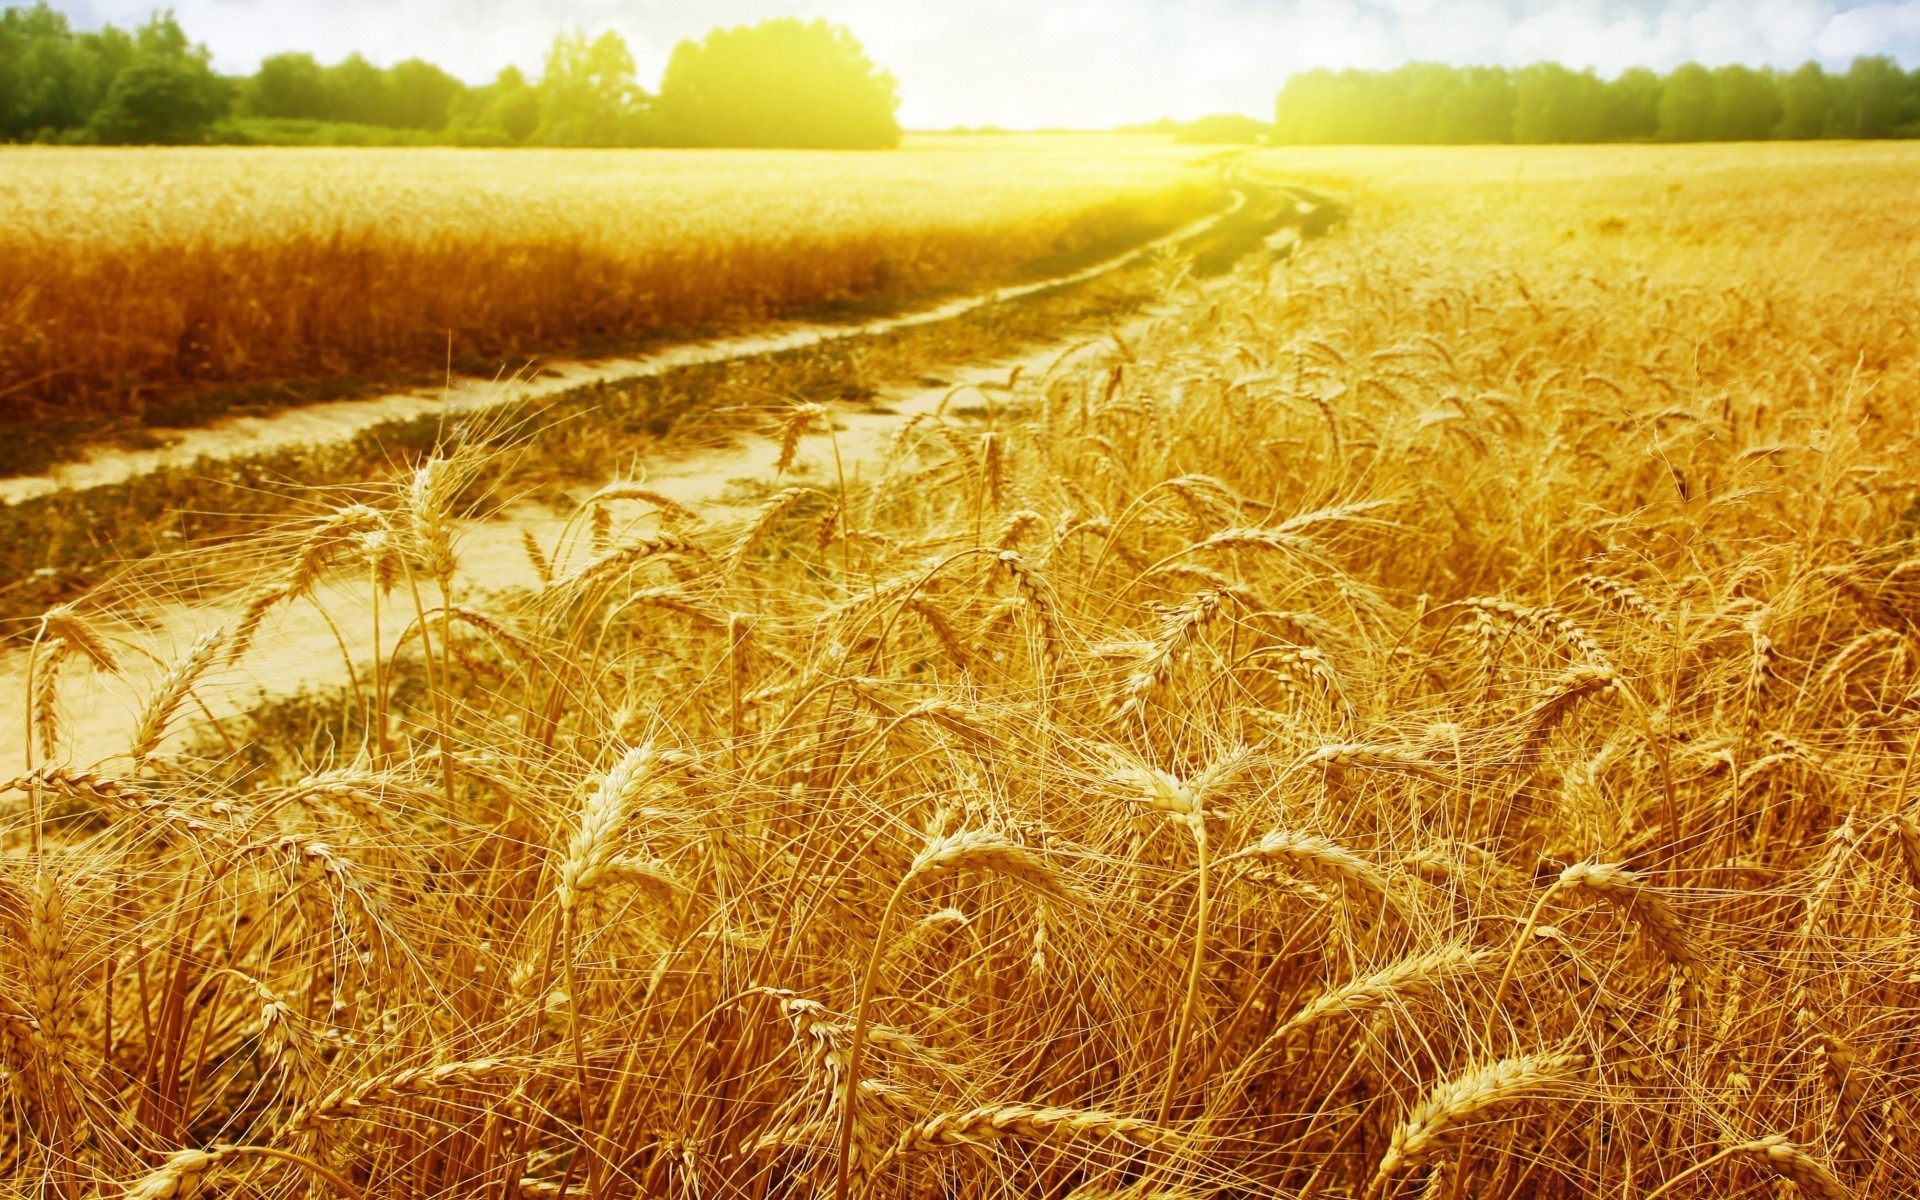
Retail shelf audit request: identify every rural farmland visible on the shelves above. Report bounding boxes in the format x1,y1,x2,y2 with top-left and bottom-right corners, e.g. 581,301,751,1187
5,6,1920,1199
0,136,1220,472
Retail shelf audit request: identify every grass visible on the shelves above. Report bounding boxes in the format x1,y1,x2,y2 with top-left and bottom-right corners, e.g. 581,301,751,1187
6,141,1920,1199
215,117,519,147
0,135,1219,471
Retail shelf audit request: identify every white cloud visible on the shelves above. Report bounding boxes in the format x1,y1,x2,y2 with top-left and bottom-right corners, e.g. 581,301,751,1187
1817,1,1920,55
47,0,1920,127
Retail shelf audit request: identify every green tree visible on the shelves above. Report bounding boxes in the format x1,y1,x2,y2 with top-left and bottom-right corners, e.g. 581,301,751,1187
0,3,116,137
1600,67,1662,140
384,58,463,129
1393,63,1468,143
1777,62,1833,139
88,54,226,142
1658,62,1714,141
1433,66,1514,143
247,51,329,119
1514,62,1605,143
85,12,227,143
654,18,900,149
1274,65,1453,144
451,64,540,141
12,30,97,132
1274,69,1350,143
1837,55,1908,137
322,53,387,125
1707,64,1782,140
1172,113,1266,144
534,29,648,145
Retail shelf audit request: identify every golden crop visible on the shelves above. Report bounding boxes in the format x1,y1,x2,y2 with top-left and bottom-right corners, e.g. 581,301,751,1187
7,141,1920,1199
0,136,1214,423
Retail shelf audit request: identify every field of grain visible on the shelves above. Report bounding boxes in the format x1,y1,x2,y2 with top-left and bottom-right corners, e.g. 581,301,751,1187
6,142,1920,1199
0,136,1217,440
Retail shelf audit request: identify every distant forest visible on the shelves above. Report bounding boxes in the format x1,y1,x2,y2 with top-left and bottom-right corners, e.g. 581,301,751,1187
1273,59,1920,143
6,1,1919,148
0,4,900,147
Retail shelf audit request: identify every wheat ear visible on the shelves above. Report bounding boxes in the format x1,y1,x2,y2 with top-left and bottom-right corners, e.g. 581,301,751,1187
588,483,702,527
120,1146,367,1200
29,637,69,761
123,1149,226,1200
997,551,1062,677
1367,1052,1585,1198
1642,1134,1851,1200
774,403,827,475
557,533,702,591
40,603,119,673
1227,827,1397,908
1278,945,1490,1048
1116,589,1226,720
725,486,819,577
558,744,667,910
837,830,1076,1200
285,1058,525,1133
519,528,554,585
1558,861,1698,974
128,629,224,764
27,869,72,1063
1214,945,1493,1116
880,1102,1180,1167
904,827,1075,901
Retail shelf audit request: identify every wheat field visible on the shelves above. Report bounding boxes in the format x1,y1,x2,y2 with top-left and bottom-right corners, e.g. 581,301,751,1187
0,136,1216,431
6,142,1920,1199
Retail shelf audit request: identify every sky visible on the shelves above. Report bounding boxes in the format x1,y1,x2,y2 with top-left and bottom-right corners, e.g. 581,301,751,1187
49,0,1920,128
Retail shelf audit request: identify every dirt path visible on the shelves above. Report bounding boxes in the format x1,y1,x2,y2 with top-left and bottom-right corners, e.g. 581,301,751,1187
0,331,1149,777
0,193,1245,508
0,187,1313,778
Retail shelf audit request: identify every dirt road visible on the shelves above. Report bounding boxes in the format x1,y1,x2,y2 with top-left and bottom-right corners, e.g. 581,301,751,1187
0,194,1247,508
0,183,1323,777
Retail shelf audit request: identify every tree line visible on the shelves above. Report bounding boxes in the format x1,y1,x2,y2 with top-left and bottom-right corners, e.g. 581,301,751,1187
1274,58,1920,144
0,4,901,147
